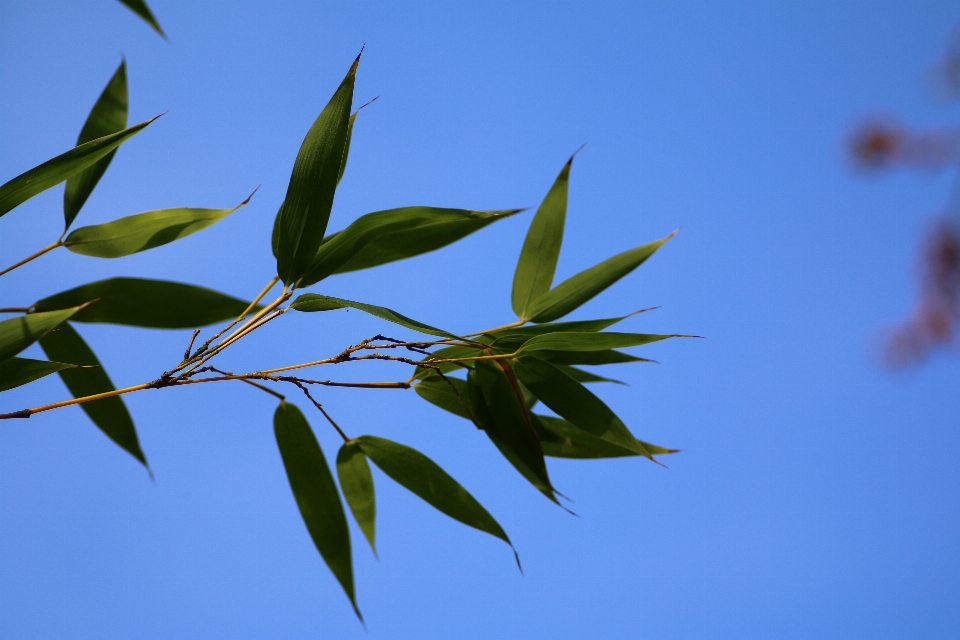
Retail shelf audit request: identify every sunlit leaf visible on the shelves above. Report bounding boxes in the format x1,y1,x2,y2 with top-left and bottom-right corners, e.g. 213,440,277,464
356,435,517,564
414,371,472,420
524,231,676,322
0,116,158,219
520,331,685,353
291,293,458,338
0,307,82,363
32,278,258,329
0,357,77,393
513,356,674,460
302,207,522,285
116,0,165,37
38,322,147,467
512,155,574,318
63,194,253,258
336,442,377,555
275,56,357,286
539,349,655,366
274,403,360,618
63,60,128,230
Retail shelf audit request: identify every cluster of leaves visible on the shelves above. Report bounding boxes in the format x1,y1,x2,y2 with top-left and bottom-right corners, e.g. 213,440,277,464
1,1,689,621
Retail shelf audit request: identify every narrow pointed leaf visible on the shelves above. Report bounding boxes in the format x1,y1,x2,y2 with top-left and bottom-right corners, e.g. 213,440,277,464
275,57,357,286
555,365,625,385
414,372,472,420
302,207,522,285
0,116,157,219
525,232,676,323
64,61,128,229
0,307,82,363
38,323,147,466
32,278,259,329
116,0,165,37
356,435,516,559
0,357,78,393
539,349,654,366
514,356,671,460
63,194,253,258
337,111,359,185
488,315,634,343
534,414,648,459
291,293,457,338
512,156,573,317
274,403,360,618
336,442,377,554
521,331,685,353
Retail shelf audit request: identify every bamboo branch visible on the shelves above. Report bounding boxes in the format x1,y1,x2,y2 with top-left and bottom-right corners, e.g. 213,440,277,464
0,239,63,278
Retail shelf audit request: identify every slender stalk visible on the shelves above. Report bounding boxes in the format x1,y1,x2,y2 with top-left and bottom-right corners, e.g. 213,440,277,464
0,382,155,419
463,319,526,337
0,240,63,278
0,307,30,313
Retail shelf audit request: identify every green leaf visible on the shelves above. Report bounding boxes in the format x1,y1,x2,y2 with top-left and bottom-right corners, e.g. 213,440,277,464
337,112,358,186
63,194,253,258
63,60,128,230
468,362,556,503
32,278,259,329
513,356,672,461
412,345,484,380
488,315,634,341
554,364,625,385
336,442,377,555
512,155,574,318
0,116,158,219
414,371,472,420
38,322,148,467
539,349,655,366
274,403,360,619
520,331,684,353
302,207,522,286
534,414,646,459
0,357,77,393
275,56,357,286
290,293,457,338
116,0,165,37
356,435,517,563
525,231,676,323
0,307,82,363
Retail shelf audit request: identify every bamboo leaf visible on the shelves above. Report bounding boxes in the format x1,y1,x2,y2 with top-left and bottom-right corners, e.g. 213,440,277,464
64,60,128,230
116,0,165,37
534,414,645,459
301,207,522,285
0,357,77,393
414,372,472,420
520,331,685,353
63,194,253,258
488,315,634,342
291,293,457,338
32,277,258,329
275,56,358,286
0,117,158,219
337,112,358,186
274,403,360,619
539,349,655,366
554,365,625,385
356,435,517,564
525,231,676,323
512,155,574,318
513,356,674,461
38,322,148,467
0,307,82,363
336,442,377,555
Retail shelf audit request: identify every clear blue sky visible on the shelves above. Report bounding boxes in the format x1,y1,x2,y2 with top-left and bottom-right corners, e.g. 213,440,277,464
2,1,959,637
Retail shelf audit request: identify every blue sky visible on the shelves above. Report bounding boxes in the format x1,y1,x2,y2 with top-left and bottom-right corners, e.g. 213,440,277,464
2,1,960,637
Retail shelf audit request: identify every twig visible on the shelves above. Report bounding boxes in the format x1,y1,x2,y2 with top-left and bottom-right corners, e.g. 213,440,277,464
0,307,30,313
0,239,63,278
293,382,349,441
183,329,201,361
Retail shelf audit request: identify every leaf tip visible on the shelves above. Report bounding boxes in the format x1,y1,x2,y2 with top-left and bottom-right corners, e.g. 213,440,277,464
567,143,587,166
239,185,260,207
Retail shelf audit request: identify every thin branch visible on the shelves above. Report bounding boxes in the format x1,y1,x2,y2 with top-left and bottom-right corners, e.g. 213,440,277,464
183,329,201,361
0,239,63,278
0,382,156,419
293,383,349,442
207,366,285,400
0,307,30,313
463,319,526,337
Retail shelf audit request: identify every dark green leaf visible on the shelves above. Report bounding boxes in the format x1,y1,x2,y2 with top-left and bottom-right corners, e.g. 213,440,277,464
116,0,165,37
468,362,556,503
488,315,633,341
414,371,472,420
274,403,360,618
512,155,573,318
0,357,77,393
32,278,259,329
539,349,655,366
38,322,147,466
337,111,359,186
291,293,457,338
0,307,82,363
63,61,128,230
513,356,673,461
302,207,522,285
525,231,676,323
63,194,253,258
356,435,516,562
521,331,684,353
336,442,377,555
0,116,158,219
534,414,646,459
275,56,357,286
555,364,625,385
